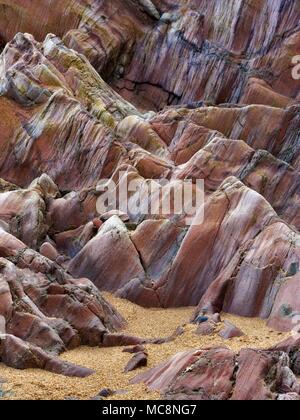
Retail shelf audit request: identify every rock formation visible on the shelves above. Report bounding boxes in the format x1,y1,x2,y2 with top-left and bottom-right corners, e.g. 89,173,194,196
0,0,300,398
133,347,300,400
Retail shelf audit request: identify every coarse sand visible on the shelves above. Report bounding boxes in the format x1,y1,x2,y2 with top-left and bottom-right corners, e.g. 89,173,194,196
0,293,291,400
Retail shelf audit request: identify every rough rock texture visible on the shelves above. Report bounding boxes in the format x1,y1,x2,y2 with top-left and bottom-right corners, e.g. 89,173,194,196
219,321,245,340
1,0,300,391
124,351,148,372
0,213,125,374
133,347,300,400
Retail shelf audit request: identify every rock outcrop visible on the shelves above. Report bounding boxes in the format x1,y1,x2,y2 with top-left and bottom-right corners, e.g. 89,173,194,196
0,214,125,374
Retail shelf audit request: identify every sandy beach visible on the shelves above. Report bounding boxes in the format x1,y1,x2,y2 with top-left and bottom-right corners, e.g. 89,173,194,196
0,293,290,400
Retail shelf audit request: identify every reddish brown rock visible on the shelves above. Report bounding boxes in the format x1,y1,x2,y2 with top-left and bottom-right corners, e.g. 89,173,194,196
133,347,300,400
114,1,300,110
268,274,300,332
54,223,96,259
0,334,94,378
68,216,145,294
92,218,103,230
100,211,130,223
0,237,125,375
124,352,148,373
196,321,217,337
123,345,148,355
40,242,59,262
102,334,145,348
219,322,245,340
132,348,236,400
0,186,47,249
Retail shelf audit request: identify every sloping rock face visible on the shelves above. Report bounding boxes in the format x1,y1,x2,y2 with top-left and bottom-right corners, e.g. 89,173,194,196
1,0,300,386
114,0,300,110
133,347,300,400
0,181,125,374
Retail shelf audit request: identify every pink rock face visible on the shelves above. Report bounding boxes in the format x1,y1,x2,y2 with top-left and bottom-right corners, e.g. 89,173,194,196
1,0,300,392
219,322,245,340
124,352,148,373
68,216,145,293
196,321,217,336
133,347,300,400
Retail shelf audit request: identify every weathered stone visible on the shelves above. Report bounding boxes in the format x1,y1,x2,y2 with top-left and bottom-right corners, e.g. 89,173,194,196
133,347,300,400
196,321,217,337
123,345,147,355
124,352,148,373
40,242,59,262
219,322,245,340
1,0,300,394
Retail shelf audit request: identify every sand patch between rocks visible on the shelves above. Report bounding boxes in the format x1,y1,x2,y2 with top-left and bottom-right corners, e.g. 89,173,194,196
0,293,290,400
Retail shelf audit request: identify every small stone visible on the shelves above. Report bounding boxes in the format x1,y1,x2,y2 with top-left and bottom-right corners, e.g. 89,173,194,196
97,389,115,398
219,321,245,340
124,352,148,373
92,218,103,229
196,321,216,336
40,242,58,261
102,334,144,347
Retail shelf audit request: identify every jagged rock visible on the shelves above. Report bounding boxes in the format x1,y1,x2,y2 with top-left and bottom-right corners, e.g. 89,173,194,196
54,223,97,259
0,183,47,249
123,345,148,355
102,334,145,348
69,216,145,293
272,336,300,376
268,273,300,332
124,351,148,373
0,228,125,375
132,348,236,400
133,347,300,400
96,389,115,398
219,322,245,340
278,393,300,401
0,334,94,378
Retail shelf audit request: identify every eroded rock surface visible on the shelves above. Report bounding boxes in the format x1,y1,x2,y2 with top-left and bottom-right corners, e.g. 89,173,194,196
133,347,300,400
1,0,300,392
